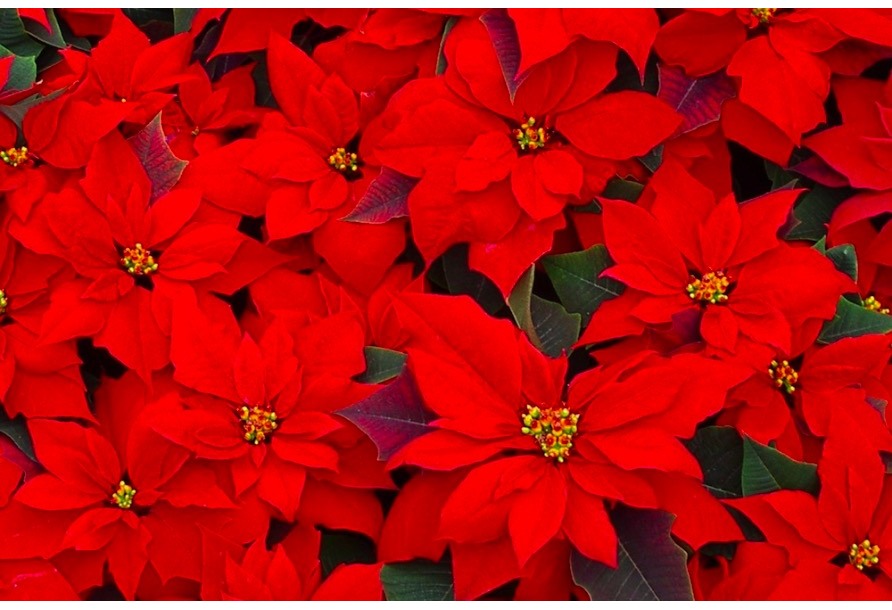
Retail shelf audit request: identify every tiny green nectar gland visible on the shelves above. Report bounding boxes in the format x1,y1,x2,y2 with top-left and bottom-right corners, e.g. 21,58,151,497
864,295,890,315
514,117,549,151
0,289,7,315
521,404,580,462
112,481,136,509
0,147,30,168
686,270,730,304
328,147,359,175
751,8,778,25
239,403,278,444
121,243,158,276
769,360,799,394
850,539,880,571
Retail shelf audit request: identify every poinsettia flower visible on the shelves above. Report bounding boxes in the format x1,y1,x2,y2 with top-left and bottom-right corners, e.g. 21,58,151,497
23,13,193,168
200,523,381,600
580,162,852,354
374,293,746,599
164,63,263,159
11,133,282,381
719,333,892,459
655,9,892,164
371,17,679,294
151,302,390,533
0,405,244,601
728,408,892,599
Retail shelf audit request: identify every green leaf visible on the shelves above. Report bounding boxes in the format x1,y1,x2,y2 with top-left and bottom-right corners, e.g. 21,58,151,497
782,185,848,242
508,266,581,357
571,507,693,601
601,178,644,203
23,9,66,49
818,296,892,344
0,413,35,461
0,87,64,134
825,243,858,282
128,112,188,202
435,16,457,76
542,244,623,325
441,245,504,316
380,561,455,601
637,144,663,173
355,346,407,385
0,44,36,94
173,8,199,34
765,160,799,190
320,531,377,578
741,436,819,496
684,426,743,499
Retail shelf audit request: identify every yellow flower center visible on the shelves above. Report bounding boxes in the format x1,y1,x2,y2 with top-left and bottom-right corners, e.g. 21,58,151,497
238,403,278,445
864,295,890,315
751,8,778,25
0,289,8,315
0,146,30,168
328,147,359,175
514,117,549,151
521,404,579,463
121,243,158,276
849,539,880,571
686,270,730,304
111,480,136,510
769,359,798,394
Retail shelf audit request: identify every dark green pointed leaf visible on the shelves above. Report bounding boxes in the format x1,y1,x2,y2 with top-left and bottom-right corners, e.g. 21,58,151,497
765,160,799,190
572,507,693,601
128,112,188,202
0,413,35,461
0,88,64,133
818,296,892,344
637,144,663,173
355,346,407,385
320,531,377,578
741,436,818,496
442,245,504,316
542,244,623,325
174,8,199,34
782,185,847,242
380,561,455,601
23,9,65,49
0,44,36,94
336,368,434,460
435,16,458,76
824,243,858,282
508,266,581,357
601,178,644,203
683,426,743,499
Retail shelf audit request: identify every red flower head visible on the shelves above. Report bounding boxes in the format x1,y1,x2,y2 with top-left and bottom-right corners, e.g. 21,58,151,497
376,293,746,599
582,162,853,354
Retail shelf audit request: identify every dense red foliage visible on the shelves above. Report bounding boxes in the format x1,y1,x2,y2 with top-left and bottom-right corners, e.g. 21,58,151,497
0,7,890,602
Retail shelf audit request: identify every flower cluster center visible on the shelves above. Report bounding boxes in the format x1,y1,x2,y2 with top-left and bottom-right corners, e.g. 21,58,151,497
239,403,278,444
769,359,798,394
328,147,359,174
112,480,136,510
0,289,7,316
864,295,889,315
1,147,30,168
521,404,579,463
121,243,158,276
686,270,730,304
514,117,549,151
849,539,880,571
751,8,778,25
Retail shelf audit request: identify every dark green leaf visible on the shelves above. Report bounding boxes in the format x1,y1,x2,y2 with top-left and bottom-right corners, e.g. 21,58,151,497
765,160,799,190
637,144,663,173
128,112,188,202
572,507,693,601
0,87,64,134
442,245,504,316
818,296,892,344
174,8,199,34
782,185,847,242
683,426,743,499
824,243,858,282
741,436,818,496
23,9,65,49
355,346,407,385
0,413,35,461
380,561,454,601
542,244,623,325
0,44,37,94
435,17,457,76
601,178,644,203
508,266,581,357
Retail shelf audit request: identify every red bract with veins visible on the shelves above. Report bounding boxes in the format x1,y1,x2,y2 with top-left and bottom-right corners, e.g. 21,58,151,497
581,162,852,354
727,409,892,600
371,17,680,295
377,293,746,600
